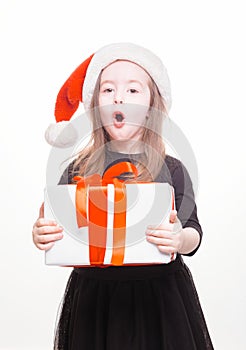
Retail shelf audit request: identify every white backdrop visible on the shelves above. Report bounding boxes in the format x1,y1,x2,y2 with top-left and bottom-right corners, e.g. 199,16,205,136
1,1,245,349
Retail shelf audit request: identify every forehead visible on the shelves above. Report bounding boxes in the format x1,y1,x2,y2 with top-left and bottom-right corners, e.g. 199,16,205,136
100,60,151,82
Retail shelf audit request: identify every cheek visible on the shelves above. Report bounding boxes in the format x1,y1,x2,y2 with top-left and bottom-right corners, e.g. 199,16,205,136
100,110,111,127
99,94,111,107
132,106,149,124
142,92,151,106
98,95,104,107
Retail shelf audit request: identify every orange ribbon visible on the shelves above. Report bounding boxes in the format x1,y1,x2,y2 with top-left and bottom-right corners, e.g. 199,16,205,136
73,162,138,266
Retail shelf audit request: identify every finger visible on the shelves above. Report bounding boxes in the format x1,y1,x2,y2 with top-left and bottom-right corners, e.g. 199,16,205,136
35,218,60,228
39,202,44,218
169,210,177,224
146,235,172,246
34,224,63,235
36,242,55,251
35,232,63,244
157,245,177,254
146,229,173,239
147,222,174,231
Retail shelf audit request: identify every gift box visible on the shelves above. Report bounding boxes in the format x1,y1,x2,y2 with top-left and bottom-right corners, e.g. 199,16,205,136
45,162,176,266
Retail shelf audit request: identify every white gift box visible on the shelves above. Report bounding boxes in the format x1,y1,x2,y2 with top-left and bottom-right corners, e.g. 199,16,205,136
44,182,176,266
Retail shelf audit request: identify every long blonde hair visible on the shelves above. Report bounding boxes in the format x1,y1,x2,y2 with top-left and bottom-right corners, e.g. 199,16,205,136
73,66,167,181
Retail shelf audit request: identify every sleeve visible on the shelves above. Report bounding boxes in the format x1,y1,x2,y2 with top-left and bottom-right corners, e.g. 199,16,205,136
172,161,203,256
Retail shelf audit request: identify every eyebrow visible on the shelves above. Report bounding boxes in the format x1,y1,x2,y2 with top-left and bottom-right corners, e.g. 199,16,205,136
100,79,144,87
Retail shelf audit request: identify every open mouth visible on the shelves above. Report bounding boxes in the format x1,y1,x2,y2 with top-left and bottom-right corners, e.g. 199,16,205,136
113,111,125,128
115,113,124,122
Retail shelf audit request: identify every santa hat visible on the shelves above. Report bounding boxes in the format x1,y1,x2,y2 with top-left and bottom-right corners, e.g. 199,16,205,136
45,42,172,148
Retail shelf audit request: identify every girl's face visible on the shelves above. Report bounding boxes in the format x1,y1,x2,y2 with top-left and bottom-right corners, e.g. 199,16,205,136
98,60,151,143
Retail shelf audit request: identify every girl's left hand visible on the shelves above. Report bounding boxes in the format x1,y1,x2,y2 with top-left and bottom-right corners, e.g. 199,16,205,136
146,210,184,254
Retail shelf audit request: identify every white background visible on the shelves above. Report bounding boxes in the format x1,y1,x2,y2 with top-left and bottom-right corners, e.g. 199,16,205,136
1,0,245,349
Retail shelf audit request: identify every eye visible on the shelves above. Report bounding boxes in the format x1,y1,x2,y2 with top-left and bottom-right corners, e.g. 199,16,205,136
129,88,138,93
103,88,113,93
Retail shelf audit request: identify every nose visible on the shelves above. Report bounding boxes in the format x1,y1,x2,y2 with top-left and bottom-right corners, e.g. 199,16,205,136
113,89,124,104
114,99,123,104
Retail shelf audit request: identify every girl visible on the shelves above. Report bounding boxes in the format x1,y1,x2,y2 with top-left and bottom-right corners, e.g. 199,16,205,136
32,43,214,349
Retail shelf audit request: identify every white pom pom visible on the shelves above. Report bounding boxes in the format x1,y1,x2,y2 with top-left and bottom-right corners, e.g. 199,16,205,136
45,121,78,148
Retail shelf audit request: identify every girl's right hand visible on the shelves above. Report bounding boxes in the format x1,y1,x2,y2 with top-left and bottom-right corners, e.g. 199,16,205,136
32,202,63,251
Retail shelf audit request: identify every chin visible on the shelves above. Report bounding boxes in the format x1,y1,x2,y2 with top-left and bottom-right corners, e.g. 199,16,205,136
107,127,143,142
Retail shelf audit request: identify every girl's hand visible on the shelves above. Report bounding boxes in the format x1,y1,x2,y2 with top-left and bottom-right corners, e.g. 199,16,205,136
32,203,63,251
146,210,184,255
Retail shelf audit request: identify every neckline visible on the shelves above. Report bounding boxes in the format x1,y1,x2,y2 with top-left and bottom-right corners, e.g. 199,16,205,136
106,149,145,157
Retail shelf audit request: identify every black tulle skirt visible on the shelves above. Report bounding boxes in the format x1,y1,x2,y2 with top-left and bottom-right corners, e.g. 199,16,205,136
54,256,213,350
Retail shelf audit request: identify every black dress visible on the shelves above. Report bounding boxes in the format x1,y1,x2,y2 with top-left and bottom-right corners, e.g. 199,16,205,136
54,151,214,350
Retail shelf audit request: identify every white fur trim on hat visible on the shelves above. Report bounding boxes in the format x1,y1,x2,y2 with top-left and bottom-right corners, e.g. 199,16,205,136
82,42,172,111
45,121,78,148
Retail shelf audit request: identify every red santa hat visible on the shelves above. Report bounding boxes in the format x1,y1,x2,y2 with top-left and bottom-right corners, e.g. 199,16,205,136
45,42,172,148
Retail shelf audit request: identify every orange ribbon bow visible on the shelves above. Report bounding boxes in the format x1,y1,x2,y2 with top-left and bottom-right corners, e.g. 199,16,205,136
73,162,138,266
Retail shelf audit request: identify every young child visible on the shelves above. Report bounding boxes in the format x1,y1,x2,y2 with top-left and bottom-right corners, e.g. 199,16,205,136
32,43,214,349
